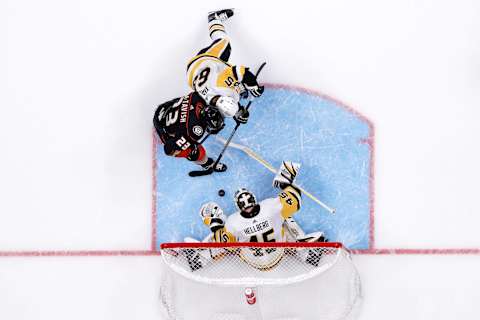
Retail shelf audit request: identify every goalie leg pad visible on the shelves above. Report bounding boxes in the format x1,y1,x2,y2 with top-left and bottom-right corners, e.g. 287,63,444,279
296,231,327,243
296,231,329,267
305,248,323,267
283,217,306,241
184,249,203,272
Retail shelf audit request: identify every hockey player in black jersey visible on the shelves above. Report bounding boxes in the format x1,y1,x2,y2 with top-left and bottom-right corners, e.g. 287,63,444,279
153,91,248,172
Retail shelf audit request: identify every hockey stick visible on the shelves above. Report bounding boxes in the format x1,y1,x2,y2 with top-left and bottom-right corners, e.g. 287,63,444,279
188,62,267,177
198,132,211,144
215,136,336,214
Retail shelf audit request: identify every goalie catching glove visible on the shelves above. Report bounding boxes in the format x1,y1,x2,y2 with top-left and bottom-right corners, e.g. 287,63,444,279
273,161,301,189
199,202,226,232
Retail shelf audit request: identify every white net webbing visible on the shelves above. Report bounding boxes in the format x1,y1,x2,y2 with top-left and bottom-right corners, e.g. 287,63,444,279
159,243,362,320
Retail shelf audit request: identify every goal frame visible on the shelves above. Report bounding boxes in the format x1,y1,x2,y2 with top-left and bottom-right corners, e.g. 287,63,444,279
159,241,362,320
160,241,344,249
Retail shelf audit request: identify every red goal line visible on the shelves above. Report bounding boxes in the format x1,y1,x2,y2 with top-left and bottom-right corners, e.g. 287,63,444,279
352,248,480,255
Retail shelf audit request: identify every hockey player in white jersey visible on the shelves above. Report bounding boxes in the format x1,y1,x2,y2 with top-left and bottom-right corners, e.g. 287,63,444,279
199,161,327,244
187,8,264,123
198,161,327,269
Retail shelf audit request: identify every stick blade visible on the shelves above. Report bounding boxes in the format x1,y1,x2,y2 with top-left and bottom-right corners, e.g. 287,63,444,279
188,168,214,177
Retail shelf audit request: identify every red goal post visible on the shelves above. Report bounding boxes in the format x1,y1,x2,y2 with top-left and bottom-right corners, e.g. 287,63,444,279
159,242,362,320
161,242,344,249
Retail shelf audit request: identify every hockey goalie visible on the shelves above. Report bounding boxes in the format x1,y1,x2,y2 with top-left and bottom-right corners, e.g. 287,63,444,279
197,161,328,269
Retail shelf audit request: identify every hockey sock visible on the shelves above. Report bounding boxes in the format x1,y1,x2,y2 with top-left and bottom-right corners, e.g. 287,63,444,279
195,153,209,166
208,20,227,41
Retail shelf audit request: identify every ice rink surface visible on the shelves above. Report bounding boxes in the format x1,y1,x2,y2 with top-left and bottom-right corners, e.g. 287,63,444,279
155,86,373,249
1,0,480,319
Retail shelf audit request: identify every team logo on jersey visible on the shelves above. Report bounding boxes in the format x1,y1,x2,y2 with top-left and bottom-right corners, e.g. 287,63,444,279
193,125,204,136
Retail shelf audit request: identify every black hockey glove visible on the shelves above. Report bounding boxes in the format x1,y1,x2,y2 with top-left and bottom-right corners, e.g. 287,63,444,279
186,143,202,161
245,84,264,98
242,68,264,98
234,106,249,125
206,120,225,135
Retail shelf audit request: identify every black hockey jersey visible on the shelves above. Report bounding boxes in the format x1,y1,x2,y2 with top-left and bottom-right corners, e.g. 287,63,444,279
154,92,209,145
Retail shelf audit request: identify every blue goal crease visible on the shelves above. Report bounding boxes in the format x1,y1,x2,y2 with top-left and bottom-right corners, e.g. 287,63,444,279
154,87,373,250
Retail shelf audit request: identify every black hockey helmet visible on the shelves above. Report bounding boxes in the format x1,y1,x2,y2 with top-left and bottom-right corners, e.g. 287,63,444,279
203,106,225,134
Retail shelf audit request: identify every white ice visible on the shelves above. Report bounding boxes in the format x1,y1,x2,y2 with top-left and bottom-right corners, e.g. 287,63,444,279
1,0,480,319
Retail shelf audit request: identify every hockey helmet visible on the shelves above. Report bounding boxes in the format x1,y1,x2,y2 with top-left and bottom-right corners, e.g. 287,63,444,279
234,188,257,212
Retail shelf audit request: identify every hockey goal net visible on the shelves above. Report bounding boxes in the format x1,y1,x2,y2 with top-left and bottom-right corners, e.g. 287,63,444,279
159,242,362,320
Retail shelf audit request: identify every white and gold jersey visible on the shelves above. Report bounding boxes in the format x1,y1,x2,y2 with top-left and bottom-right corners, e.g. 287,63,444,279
186,38,246,105
213,186,301,243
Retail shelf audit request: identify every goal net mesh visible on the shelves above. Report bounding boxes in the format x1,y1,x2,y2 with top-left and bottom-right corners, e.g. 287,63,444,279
159,242,362,320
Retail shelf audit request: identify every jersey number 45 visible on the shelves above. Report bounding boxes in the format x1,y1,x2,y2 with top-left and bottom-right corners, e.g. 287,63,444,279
249,228,275,242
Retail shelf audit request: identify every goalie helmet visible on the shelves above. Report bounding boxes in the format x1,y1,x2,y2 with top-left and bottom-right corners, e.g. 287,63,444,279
202,106,225,134
234,188,258,213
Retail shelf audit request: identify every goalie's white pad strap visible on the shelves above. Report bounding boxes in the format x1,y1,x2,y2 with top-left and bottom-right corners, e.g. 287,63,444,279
283,217,305,240
297,231,325,243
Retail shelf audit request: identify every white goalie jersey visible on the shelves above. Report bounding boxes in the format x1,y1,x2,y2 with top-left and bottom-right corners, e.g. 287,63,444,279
214,186,302,243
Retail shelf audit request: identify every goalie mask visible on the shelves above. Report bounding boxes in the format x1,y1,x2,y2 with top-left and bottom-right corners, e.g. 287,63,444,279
234,188,258,216
202,106,225,134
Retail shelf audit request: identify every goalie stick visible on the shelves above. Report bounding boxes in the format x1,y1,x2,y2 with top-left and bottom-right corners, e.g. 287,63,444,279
215,136,336,214
188,62,267,177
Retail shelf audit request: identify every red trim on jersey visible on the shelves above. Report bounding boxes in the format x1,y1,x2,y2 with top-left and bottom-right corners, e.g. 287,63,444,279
195,102,203,119
174,148,191,158
197,144,206,162
173,144,206,161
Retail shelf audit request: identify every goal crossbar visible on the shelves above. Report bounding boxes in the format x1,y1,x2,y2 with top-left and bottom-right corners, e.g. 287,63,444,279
161,242,343,249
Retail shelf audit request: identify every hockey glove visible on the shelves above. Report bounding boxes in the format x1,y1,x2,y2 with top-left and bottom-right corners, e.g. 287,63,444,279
186,143,203,162
206,122,225,135
199,202,226,232
242,68,264,98
234,106,250,125
245,84,264,98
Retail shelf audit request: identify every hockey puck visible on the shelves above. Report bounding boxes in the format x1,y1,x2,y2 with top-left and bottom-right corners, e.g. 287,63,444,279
218,189,225,197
